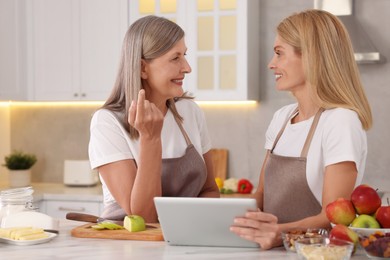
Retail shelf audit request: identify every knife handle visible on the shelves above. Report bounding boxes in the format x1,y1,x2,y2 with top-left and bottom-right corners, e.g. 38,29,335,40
66,212,98,223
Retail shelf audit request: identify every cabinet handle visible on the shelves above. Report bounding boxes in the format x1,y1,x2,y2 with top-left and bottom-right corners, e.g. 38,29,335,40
81,93,86,97
58,206,86,212
74,93,79,97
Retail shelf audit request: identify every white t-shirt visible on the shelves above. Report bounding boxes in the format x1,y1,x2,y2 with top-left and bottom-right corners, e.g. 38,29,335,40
265,103,367,205
88,99,212,204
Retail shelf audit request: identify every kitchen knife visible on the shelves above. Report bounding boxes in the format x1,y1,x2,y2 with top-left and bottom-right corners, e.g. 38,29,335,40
65,212,158,230
66,212,123,225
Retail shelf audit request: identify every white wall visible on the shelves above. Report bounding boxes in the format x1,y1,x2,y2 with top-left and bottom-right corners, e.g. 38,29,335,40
0,104,10,183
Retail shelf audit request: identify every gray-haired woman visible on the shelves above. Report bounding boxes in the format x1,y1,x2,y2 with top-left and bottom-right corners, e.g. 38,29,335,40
88,15,219,223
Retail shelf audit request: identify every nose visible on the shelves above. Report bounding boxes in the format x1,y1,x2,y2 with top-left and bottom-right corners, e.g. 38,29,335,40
268,62,275,70
268,56,276,70
182,58,192,74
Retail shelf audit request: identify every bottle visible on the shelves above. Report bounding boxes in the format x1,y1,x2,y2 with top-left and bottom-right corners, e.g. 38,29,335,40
0,186,37,225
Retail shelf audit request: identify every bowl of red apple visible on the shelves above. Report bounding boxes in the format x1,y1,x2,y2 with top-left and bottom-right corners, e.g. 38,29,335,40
326,185,390,237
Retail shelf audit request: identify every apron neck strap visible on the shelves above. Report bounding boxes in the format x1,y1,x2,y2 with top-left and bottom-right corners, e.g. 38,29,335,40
270,107,325,157
270,107,299,153
300,107,325,157
172,112,192,146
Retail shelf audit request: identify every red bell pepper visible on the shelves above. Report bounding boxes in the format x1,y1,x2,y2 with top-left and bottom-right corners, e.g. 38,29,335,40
237,179,253,194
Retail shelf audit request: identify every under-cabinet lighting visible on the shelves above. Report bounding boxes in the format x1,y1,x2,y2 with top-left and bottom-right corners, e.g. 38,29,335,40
0,100,258,107
196,100,258,107
0,101,104,107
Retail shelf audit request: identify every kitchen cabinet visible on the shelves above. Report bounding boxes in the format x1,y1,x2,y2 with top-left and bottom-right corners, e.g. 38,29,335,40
27,0,128,101
0,0,128,101
0,0,28,100
129,0,260,101
38,199,103,219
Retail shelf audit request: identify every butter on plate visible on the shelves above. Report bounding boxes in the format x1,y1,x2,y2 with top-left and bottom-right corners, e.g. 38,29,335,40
0,227,49,240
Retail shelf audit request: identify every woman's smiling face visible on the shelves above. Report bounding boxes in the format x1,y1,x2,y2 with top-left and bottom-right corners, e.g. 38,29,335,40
268,35,306,93
141,37,192,105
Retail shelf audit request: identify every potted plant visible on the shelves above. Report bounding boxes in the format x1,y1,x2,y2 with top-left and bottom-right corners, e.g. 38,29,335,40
2,150,37,187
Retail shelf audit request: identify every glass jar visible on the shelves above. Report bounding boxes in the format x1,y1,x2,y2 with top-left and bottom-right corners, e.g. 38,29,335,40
0,186,37,225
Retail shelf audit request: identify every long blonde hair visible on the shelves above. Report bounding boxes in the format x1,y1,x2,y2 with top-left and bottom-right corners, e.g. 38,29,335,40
103,15,191,138
277,9,372,130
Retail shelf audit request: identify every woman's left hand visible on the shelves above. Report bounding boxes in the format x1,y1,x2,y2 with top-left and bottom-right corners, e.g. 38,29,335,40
230,210,281,250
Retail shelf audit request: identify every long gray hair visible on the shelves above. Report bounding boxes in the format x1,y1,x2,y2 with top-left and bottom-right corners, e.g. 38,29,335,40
103,15,191,139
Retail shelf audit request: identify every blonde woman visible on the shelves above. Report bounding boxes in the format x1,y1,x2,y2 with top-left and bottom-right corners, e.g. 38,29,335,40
88,16,219,223
230,9,372,249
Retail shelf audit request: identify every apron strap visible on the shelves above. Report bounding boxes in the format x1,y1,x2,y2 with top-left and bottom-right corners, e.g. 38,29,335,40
270,107,299,153
300,107,325,157
270,106,325,157
173,113,192,146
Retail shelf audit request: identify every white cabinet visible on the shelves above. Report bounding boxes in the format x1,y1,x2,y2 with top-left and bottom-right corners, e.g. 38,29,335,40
0,0,28,100
39,199,103,219
26,0,128,101
129,0,260,101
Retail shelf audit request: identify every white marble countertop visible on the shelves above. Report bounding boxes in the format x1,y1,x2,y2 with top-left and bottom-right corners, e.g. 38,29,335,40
0,183,384,259
0,219,369,260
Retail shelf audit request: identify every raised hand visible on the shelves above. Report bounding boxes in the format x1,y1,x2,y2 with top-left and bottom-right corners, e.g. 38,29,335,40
128,89,164,140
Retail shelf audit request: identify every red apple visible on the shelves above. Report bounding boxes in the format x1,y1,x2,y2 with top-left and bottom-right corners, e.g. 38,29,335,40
326,198,356,226
329,224,359,253
376,205,390,228
351,184,381,215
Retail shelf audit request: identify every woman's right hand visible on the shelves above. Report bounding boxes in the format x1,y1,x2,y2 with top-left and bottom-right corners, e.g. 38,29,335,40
128,89,164,140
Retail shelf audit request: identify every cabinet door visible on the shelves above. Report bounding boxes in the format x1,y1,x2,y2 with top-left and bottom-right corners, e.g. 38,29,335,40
28,0,128,101
0,0,28,100
28,0,79,101
43,200,102,219
78,0,128,101
128,0,260,101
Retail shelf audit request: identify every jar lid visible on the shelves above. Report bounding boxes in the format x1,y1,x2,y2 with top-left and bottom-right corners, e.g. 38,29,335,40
0,186,34,203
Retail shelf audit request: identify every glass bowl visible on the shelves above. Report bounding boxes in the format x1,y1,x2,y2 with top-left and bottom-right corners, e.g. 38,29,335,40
359,231,390,258
281,228,329,252
295,237,354,260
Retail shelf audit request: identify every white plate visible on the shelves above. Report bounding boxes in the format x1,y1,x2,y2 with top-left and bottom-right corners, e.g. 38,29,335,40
350,227,390,237
0,232,57,246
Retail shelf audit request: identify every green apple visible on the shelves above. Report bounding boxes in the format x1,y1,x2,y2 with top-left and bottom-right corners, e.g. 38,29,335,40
350,214,380,228
124,215,146,232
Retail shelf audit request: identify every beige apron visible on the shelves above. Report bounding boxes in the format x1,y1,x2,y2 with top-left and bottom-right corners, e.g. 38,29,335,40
263,107,324,224
100,111,207,219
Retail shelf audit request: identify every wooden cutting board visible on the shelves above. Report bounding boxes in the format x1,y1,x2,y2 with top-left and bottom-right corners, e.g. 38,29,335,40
71,223,164,241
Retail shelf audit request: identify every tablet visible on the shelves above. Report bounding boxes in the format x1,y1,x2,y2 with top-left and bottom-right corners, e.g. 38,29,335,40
154,197,259,248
